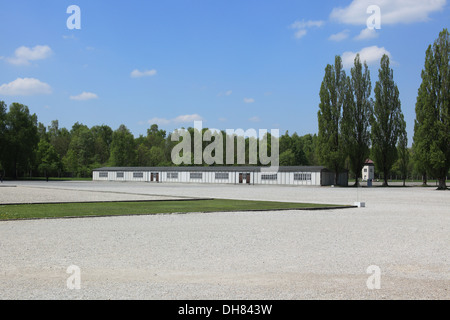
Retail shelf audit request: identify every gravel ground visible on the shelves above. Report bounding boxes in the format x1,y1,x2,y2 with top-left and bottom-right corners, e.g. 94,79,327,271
0,180,448,300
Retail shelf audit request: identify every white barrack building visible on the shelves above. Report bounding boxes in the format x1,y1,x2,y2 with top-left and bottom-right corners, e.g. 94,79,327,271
93,166,348,186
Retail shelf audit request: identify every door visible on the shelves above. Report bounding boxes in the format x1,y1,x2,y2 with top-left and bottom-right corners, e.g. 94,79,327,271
246,173,251,184
155,173,159,182
239,173,243,184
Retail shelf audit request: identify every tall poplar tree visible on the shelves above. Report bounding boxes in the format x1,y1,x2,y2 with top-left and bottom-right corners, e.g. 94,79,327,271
318,55,347,185
397,118,409,187
413,29,449,190
371,54,405,186
342,54,373,186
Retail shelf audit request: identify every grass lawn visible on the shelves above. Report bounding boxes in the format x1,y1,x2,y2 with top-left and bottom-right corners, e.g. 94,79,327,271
0,199,348,220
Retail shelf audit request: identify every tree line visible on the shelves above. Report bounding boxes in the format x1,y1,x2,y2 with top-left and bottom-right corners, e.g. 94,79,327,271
0,29,448,188
0,106,320,179
318,28,449,189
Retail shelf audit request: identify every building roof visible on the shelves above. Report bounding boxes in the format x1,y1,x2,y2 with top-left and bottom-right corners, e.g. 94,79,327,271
364,159,375,166
93,166,331,173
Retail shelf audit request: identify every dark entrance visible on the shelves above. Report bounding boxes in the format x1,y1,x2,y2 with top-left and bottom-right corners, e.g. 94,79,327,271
151,173,159,182
239,173,251,184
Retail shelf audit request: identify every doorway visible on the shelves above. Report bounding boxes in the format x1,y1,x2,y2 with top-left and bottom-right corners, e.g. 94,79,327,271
150,172,159,182
239,173,251,184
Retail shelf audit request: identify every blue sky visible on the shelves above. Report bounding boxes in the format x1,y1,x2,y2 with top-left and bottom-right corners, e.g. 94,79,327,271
0,0,448,144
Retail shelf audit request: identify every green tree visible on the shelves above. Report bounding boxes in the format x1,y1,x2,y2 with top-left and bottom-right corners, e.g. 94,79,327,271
4,103,39,178
48,120,71,162
136,142,152,166
290,133,308,165
147,124,167,149
63,123,95,177
396,120,409,186
413,29,449,190
370,54,405,186
0,101,7,174
301,133,319,166
342,54,373,186
279,149,296,166
109,124,136,166
148,146,165,166
91,124,113,165
318,55,347,184
36,139,62,178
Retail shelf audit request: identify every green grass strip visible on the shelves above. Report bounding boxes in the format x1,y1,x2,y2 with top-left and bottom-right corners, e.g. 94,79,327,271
0,199,347,220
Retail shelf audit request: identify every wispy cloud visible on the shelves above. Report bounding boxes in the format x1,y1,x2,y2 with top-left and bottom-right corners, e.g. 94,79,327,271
148,114,204,125
70,92,98,101
342,46,392,69
290,19,325,39
62,34,77,40
4,45,52,66
0,78,52,96
329,30,350,42
173,114,203,123
130,69,157,78
291,20,325,29
243,98,255,104
249,116,261,122
354,28,379,40
218,90,232,97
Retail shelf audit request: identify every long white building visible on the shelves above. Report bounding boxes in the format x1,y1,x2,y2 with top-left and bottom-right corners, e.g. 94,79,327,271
92,166,348,186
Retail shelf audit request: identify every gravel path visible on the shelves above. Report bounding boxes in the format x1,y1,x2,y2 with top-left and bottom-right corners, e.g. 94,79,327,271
0,181,448,299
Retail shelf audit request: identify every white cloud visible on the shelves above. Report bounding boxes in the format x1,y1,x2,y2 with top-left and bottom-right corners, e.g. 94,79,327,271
329,30,350,41
218,90,232,97
290,19,325,39
173,114,203,123
243,98,255,104
148,114,204,125
5,45,52,66
0,78,52,96
70,92,98,101
147,117,172,125
342,46,392,69
330,0,446,25
130,69,157,78
294,29,308,39
291,20,325,29
354,28,379,40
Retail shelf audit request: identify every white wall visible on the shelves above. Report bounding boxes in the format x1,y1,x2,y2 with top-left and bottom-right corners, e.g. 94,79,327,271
93,170,324,186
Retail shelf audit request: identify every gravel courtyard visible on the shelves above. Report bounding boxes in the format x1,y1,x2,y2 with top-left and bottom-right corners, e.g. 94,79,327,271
0,181,448,299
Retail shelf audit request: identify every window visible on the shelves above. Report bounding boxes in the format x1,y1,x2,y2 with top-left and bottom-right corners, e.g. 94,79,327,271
133,172,144,178
262,174,277,180
190,172,203,179
294,173,312,181
215,173,229,180
99,172,108,178
116,172,124,178
364,168,368,172
167,172,179,179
